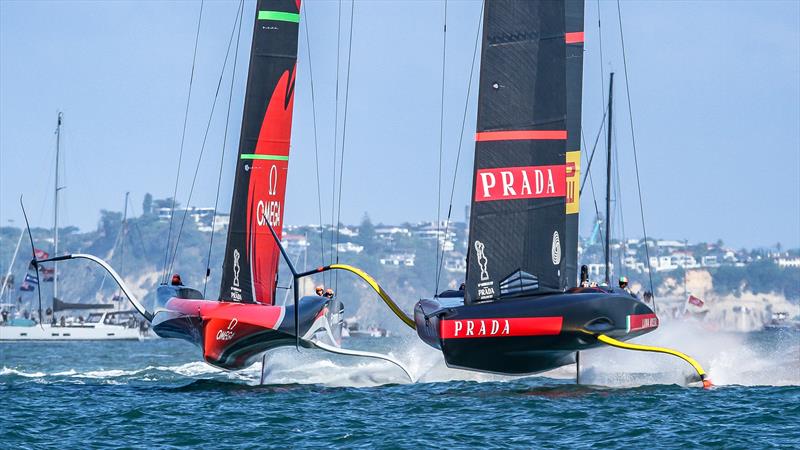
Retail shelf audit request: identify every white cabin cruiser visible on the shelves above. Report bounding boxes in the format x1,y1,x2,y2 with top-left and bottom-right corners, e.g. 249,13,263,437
0,310,147,341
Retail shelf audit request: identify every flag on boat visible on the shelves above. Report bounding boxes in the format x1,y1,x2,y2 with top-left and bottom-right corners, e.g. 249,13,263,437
19,282,35,292
24,274,39,285
34,249,49,260
687,295,704,307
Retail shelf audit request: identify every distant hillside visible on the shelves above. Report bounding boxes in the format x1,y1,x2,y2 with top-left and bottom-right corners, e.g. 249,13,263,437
1,203,797,331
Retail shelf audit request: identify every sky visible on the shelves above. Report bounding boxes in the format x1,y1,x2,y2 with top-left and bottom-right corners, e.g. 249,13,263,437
1,0,798,249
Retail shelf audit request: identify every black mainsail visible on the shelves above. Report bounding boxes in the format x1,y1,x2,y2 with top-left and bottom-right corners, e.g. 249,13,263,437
220,0,301,305
466,0,570,302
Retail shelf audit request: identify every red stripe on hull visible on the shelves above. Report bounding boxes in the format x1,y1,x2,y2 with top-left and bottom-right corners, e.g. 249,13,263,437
440,317,563,339
565,32,584,44
628,313,659,332
475,130,567,142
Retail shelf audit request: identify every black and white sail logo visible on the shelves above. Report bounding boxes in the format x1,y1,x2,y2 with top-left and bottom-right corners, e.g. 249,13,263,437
233,249,241,287
474,240,495,300
230,249,242,302
475,241,489,280
551,231,561,265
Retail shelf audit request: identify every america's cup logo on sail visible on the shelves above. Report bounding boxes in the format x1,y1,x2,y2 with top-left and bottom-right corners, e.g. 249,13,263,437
475,241,490,281
233,249,241,288
474,240,495,300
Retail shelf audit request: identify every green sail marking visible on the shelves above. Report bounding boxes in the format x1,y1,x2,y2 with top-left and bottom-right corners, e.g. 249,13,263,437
240,154,289,161
257,11,300,23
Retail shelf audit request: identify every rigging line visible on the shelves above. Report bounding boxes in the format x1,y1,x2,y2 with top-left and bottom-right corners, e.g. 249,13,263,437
616,0,655,304
300,0,328,287
162,0,205,285
330,0,343,277
168,2,243,277
435,0,484,292
334,0,356,293
434,0,448,296
579,104,608,195
203,0,244,298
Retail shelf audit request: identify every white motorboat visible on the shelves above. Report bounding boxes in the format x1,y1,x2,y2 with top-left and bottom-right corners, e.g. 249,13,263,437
0,310,147,341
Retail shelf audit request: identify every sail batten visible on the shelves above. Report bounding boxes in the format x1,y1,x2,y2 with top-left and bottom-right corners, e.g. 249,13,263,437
220,0,302,304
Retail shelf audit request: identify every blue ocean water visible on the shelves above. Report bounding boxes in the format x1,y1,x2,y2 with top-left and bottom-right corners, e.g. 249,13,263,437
2,328,798,449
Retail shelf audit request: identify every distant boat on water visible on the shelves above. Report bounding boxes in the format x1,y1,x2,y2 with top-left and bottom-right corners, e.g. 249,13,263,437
0,113,149,341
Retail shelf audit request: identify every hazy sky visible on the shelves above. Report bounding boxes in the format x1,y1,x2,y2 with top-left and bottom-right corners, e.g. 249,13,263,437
1,0,798,249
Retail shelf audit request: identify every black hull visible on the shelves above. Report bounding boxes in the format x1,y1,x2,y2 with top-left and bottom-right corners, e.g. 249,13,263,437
415,290,657,375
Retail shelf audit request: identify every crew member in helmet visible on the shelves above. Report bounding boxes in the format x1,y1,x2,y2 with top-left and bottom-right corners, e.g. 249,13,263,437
323,288,335,299
315,285,325,297
171,273,183,286
618,276,636,297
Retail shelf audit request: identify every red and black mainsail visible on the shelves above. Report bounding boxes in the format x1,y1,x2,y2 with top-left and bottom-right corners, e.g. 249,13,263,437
220,0,302,305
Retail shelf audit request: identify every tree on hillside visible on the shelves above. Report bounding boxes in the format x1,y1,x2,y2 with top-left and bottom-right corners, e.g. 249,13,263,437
142,193,153,216
152,197,178,211
358,213,375,247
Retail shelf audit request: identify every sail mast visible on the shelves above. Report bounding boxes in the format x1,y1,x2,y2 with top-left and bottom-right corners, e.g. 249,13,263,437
604,73,614,285
54,111,63,300
118,192,129,310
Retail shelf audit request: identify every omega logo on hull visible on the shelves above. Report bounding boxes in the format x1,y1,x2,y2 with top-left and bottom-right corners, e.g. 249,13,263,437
216,318,238,341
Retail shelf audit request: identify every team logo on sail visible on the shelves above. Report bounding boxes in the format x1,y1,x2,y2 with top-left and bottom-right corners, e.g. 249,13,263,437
257,165,281,227
565,151,580,214
551,231,561,265
474,164,567,202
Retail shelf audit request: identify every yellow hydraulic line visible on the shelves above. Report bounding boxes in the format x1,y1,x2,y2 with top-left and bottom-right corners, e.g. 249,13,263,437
596,333,713,388
328,264,416,330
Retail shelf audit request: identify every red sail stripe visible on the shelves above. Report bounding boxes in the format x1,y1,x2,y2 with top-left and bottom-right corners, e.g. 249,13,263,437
440,317,563,339
565,32,584,44
475,130,567,142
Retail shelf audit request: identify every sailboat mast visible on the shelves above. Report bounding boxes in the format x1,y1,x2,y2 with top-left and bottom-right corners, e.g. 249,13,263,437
54,111,63,300
118,192,129,310
604,73,614,285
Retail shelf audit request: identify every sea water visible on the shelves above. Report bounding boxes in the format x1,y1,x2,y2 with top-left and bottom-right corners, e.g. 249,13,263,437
1,323,798,448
